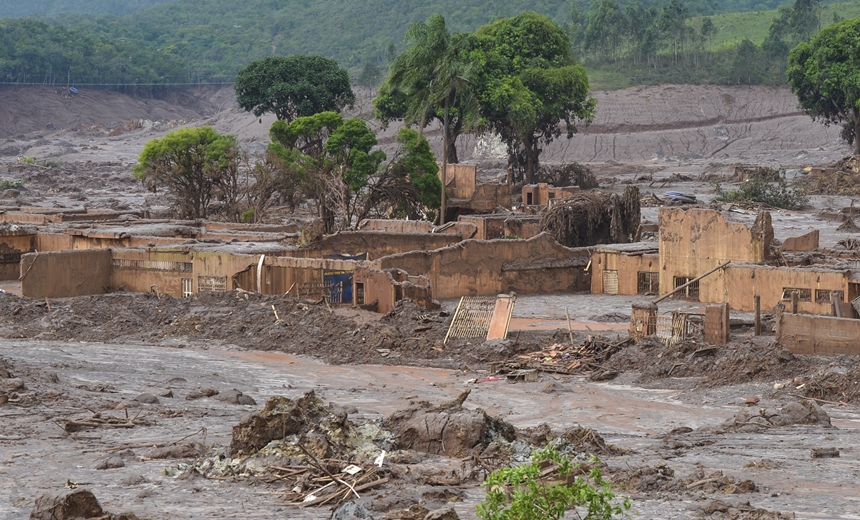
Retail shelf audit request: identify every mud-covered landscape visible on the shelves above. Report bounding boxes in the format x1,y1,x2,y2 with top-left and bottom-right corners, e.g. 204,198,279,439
2,81,860,520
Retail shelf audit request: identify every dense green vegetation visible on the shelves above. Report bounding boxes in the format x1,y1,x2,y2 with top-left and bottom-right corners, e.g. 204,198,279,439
1,0,859,90
0,0,173,18
0,18,188,91
788,18,860,154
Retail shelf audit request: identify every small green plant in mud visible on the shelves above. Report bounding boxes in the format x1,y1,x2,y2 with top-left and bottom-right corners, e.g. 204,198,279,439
714,178,808,210
477,446,631,520
0,180,23,190
240,208,255,223
20,157,35,164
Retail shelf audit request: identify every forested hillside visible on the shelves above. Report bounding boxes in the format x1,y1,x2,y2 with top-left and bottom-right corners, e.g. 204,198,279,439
0,0,174,18
0,0,856,90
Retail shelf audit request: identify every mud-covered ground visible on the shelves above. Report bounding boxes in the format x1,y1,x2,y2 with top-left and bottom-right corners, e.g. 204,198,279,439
3,335,860,519
2,291,860,519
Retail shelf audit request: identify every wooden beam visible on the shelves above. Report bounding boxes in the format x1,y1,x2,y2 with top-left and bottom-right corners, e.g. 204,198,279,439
653,261,731,304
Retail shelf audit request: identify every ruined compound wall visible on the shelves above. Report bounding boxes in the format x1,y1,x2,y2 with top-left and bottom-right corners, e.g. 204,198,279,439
111,249,263,297
37,232,185,252
659,208,772,295
458,215,542,240
21,249,111,298
111,249,199,296
376,233,590,300
591,251,659,295
358,220,434,234
353,266,398,312
777,312,860,355
353,266,435,313
292,232,461,260
0,233,36,280
441,163,477,199
716,265,847,313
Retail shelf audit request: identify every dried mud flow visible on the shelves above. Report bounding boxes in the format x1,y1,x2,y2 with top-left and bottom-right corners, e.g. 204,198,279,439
2,84,860,519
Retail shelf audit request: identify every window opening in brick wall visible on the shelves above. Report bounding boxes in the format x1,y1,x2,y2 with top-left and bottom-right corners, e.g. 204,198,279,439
181,278,193,298
815,289,844,303
673,276,699,300
781,288,811,302
637,272,659,295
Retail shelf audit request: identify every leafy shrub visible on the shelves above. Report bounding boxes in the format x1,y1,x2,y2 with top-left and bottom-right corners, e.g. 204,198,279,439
714,178,808,209
0,180,24,189
477,446,630,520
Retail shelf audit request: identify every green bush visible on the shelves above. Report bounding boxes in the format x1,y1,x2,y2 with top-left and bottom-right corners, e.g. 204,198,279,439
0,180,24,190
714,178,808,209
477,446,630,520
240,208,255,223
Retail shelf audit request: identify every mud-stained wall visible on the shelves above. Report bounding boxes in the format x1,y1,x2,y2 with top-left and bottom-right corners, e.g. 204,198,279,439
111,249,200,296
292,232,462,260
21,249,111,298
591,250,659,295
441,164,477,200
235,256,360,297
353,266,434,313
659,208,772,295
357,219,477,239
777,312,860,355
522,183,580,206
353,266,398,312
457,215,542,240
37,232,191,252
376,233,590,300
358,220,434,234
0,233,36,280
782,230,819,252
715,265,847,313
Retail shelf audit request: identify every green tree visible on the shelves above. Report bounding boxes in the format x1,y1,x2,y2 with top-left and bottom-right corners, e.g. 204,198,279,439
134,126,240,220
476,446,630,520
234,55,355,122
731,38,763,84
269,112,385,231
376,14,478,224
788,18,860,155
471,12,595,184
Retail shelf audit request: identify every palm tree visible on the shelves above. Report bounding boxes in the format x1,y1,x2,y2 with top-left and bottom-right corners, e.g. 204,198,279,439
385,15,477,224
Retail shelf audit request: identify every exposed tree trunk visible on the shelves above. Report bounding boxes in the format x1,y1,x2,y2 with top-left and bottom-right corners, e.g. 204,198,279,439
447,116,462,164
440,99,449,225
855,107,860,156
523,133,540,184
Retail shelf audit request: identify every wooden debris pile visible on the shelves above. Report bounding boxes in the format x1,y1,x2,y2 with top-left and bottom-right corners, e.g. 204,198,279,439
272,459,389,507
62,410,150,432
495,336,632,376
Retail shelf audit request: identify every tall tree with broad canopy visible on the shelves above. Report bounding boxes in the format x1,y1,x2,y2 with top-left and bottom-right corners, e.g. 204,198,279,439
470,12,595,184
134,126,240,220
788,18,860,155
375,14,478,223
235,55,355,122
375,15,476,165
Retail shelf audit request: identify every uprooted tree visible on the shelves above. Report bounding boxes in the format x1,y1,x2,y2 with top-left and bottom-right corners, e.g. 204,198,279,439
540,185,640,248
788,18,860,155
134,126,240,220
